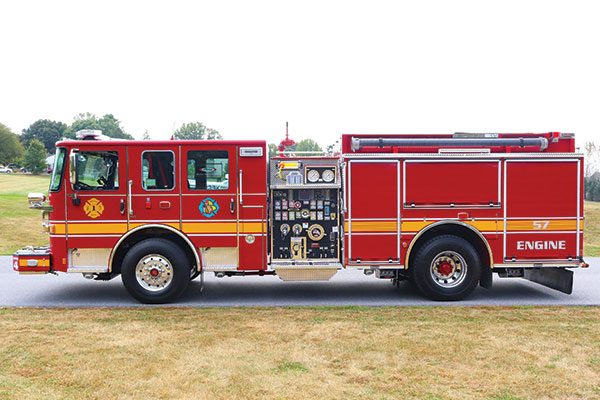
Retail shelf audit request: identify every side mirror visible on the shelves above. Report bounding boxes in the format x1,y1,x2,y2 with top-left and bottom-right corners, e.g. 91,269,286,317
69,148,79,189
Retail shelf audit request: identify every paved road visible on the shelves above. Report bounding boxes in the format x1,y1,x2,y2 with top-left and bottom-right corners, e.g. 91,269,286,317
1,256,598,307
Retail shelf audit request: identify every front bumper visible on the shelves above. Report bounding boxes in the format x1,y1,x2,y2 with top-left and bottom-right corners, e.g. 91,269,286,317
13,247,52,274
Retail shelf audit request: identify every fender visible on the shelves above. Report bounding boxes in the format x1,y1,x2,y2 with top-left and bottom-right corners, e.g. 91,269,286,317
405,220,494,268
108,224,201,273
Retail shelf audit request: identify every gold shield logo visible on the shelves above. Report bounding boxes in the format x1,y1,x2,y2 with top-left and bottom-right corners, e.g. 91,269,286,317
83,198,104,219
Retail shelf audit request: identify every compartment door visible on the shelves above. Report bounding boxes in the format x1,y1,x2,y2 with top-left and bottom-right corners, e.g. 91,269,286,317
504,160,581,261
347,160,400,264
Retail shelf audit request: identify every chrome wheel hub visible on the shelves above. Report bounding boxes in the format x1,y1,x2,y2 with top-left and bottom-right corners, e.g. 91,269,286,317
430,251,468,288
135,254,174,292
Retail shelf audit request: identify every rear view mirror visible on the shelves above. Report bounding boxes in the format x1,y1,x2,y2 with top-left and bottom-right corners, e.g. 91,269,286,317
69,149,78,189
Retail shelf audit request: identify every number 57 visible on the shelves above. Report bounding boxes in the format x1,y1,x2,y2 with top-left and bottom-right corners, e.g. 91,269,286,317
533,220,550,230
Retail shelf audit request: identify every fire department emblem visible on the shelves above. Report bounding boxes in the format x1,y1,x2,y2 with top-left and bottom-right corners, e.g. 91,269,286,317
199,197,219,218
83,198,104,219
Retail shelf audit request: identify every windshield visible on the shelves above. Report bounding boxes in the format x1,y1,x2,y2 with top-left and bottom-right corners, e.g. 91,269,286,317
49,148,66,192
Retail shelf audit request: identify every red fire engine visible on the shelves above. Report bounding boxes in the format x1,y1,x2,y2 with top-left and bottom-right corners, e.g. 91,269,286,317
13,130,587,303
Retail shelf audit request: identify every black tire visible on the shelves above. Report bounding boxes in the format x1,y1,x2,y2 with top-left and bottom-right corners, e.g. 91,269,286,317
121,238,190,303
411,235,481,301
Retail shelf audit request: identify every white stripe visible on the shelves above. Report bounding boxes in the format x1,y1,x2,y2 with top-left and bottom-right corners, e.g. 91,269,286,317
65,234,123,238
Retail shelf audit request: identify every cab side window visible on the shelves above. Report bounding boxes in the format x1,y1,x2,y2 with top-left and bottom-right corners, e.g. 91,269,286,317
142,151,175,190
187,151,229,190
73,151,119,190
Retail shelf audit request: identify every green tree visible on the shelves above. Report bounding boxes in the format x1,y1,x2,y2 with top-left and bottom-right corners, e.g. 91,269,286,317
23,139,47,174
173,122,222,140
0,123,24,164
66,113,133,139
21,119,67,152
268,143,278,157
295,138,323,153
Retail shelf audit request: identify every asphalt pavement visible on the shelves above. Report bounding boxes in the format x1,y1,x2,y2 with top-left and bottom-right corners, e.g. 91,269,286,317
0,256,598,307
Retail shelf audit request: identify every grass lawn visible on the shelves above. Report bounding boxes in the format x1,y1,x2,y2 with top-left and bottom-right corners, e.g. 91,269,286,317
0,174,50,254
584,200,600,257
0,307,598,400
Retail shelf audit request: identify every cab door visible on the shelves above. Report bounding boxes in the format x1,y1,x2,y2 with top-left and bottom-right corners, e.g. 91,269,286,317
237,144,267,270
180,145,239,270
65,146,128,273
127,146,181,228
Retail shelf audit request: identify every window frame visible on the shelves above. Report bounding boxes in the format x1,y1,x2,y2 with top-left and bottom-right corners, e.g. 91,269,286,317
141,150,176,191
186,150,230,191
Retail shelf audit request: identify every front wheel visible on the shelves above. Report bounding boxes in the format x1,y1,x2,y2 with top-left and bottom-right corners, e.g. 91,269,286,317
121,238,190,303
411,235,481,301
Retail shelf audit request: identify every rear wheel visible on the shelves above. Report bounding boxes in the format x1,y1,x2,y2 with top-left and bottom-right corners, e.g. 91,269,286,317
121,238,190,303
411,235,481,301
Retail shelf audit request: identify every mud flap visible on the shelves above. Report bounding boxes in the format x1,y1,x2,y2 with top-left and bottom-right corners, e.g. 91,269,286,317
522,267,573,294
479,266,493,289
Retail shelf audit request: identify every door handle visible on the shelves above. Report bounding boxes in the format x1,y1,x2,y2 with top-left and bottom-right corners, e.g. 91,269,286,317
127,180,133,216
120,199,125,214
68,193,80,206
239,169,243,205
230,198,235,214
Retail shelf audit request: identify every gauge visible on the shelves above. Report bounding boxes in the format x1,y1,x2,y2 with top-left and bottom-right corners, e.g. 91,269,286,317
292,224,302,235
300,209,310,219
307,224,325,241
321,169,335,183
307,169,320,183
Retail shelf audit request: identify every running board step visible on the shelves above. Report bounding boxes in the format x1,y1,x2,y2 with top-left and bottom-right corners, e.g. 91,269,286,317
274,265,340,281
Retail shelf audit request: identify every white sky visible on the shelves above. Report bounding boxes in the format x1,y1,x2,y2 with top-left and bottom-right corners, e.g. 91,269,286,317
1,0,599,149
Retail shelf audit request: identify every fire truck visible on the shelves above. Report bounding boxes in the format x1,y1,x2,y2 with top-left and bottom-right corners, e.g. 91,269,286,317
13,130,587,303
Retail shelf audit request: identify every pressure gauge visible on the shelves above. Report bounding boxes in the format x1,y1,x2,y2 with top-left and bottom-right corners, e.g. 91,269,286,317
322,169,335,183
307,224,325,241
292,224,302,235
307,169,320,183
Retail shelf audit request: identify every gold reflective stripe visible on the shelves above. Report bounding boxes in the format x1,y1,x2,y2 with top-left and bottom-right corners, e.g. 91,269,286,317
66,223,128,234
130,222,179,230
344,219,581,233
346,221,398,232
53,221,264,235
182,222,237,233
504,219,581,231
239,222,266,234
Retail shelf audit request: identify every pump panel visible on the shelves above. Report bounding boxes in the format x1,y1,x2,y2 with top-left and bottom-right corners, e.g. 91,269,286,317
269,158,341,263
